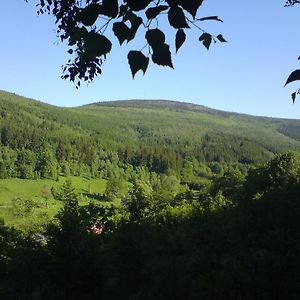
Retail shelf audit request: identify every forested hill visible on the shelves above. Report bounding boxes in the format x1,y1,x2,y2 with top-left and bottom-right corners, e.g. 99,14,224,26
88,99,220,114
81,98,300,157
1,90,300,179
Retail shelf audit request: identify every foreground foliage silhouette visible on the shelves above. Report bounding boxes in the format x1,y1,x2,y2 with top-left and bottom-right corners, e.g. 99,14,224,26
33,0,225,87
29,1,299,102
0,152,299,299
281,1,300,102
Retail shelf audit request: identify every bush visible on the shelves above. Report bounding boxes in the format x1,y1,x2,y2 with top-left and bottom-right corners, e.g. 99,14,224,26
11,197,36,217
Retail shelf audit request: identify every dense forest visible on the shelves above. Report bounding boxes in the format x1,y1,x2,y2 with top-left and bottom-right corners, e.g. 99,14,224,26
0,91,300,299
1,90,300,182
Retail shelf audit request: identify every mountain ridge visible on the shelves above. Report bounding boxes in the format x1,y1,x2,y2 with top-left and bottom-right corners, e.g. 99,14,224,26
85,99,296,121
2,90,299,121
1,90,300,158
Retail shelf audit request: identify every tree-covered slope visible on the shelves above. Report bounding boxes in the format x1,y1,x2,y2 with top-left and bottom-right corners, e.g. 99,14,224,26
1,90,300,179
84,99,300,152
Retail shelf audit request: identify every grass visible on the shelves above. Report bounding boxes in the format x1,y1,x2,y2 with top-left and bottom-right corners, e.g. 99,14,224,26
0,176,107,230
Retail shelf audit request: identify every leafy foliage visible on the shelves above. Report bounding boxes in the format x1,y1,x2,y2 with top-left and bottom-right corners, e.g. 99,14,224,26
284,1,300,102
1,152,300,299
33,0,226,87
285,0,300,6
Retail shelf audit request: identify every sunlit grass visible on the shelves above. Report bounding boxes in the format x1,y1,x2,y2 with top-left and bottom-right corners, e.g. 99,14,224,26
0,176,108,229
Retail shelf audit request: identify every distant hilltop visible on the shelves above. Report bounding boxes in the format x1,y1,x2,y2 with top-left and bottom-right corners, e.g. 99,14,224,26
1,90,300,154
86,99,235,117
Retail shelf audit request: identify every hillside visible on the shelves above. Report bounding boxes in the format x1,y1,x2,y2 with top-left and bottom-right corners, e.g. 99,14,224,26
85,99,300,152
1,90,300,178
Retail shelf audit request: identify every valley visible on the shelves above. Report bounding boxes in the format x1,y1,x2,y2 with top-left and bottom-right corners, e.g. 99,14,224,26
0,91,300,299
1,90,300,228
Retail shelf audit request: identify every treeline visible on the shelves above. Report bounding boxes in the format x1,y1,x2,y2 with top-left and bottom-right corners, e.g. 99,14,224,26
0,152,299,299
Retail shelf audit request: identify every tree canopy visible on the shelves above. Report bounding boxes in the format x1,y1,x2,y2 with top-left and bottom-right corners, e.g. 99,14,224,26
34,0,225,87
31,1,300,103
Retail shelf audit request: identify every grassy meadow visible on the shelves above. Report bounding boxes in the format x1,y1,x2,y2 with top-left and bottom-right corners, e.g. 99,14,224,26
0,176,107,229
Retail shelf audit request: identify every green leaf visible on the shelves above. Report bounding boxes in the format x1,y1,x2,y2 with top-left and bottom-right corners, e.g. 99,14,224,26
217,34,227,42
127,0,152,11
145,5,169,19
178,0,204,18
145,29,165,48
175,29,186,53
152,43,173,68
84,32,112,60
199,33,212,50
78,4,101,26
113,22,130,45
128,51,149,78
99,0,119,18
285,70,300,86
128,16,143,42
168,6,190,29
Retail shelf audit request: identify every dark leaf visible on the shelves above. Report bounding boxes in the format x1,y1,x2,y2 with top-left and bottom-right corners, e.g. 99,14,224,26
70,27,88,44
78,4,101,26
179,0,204,18
119,4,129,17
175,29,186,53
113,22,130,45
84,32,112,60
152,43,173,68
145,29,165,48
166,0,179,7
199,16,223,22
168,6,189,29
99,0,119,18
285,69,300,86
120,6,133,22
146,5,169,19
128,16,143,42
199,33,212,50
128,51,149,78
291,92,297,103
217,34,227,42
126,0,152,11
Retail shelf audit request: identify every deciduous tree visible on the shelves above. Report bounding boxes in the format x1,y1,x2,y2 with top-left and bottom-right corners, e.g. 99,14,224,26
33,0,225,87
284,0,300,102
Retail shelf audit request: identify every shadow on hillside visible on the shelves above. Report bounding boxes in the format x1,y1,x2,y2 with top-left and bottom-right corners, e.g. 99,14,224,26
82,192,106,201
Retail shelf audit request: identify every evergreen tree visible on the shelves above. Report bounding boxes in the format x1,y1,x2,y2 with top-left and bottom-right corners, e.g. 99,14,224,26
0,161,7,179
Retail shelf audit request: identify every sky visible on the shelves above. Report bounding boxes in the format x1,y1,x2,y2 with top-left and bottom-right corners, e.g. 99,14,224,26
1,0,300,118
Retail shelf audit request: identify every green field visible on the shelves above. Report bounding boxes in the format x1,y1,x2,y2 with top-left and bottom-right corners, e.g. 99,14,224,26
0,176,107,229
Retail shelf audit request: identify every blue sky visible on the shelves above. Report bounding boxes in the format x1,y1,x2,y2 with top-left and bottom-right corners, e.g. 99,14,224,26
1,0,300,118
